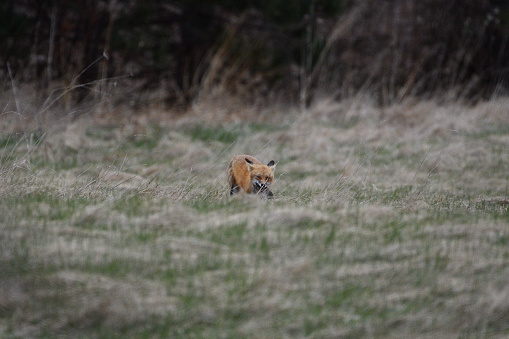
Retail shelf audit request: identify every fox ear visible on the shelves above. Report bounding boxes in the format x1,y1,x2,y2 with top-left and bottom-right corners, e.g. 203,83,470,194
267,160,276,169
245,158,254,171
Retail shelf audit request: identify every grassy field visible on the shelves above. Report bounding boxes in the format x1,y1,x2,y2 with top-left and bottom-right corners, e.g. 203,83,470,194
1,97,508,338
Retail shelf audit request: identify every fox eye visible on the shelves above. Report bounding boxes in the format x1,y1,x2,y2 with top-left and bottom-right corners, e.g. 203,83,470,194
266,177,270,181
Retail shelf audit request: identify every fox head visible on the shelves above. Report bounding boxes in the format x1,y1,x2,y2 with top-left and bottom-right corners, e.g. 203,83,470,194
245,158,276,194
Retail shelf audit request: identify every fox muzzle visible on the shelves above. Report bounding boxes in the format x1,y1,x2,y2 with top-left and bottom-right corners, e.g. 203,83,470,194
253,181,269,192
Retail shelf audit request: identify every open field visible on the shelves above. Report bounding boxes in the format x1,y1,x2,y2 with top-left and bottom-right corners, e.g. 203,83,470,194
1,97,508,337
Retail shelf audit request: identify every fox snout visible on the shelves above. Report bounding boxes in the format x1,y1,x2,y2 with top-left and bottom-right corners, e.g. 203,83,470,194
253,180,269,192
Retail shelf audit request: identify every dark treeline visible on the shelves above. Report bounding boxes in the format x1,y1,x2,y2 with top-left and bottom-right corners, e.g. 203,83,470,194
2,0,509,109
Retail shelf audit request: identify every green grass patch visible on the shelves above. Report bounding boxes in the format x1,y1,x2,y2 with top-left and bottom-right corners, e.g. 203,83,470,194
85,125,117,141
184,125,241,144
208,221,248,247
467,123,509,139
186,195,254,213
111,193,146,216
1,189,87,221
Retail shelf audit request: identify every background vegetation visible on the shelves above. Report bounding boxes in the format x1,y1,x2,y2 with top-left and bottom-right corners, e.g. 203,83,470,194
1,0,509,337
1,0,509,110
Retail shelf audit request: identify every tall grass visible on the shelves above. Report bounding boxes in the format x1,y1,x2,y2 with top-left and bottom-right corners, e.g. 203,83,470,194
1,86,508,337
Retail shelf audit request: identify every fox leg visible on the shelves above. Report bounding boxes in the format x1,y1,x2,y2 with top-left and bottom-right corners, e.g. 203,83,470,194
226,160,239,195
230,179,240,195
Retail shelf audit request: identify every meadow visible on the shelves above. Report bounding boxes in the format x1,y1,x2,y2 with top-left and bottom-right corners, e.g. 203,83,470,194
1,96,508,337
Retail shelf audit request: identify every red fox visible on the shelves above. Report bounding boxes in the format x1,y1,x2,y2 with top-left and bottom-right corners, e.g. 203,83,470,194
227,155,276,198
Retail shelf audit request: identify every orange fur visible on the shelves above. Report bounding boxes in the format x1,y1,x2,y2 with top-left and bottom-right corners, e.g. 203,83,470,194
226,155,276,197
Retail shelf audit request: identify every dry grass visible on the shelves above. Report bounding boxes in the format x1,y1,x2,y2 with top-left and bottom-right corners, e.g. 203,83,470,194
1,94,508,337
